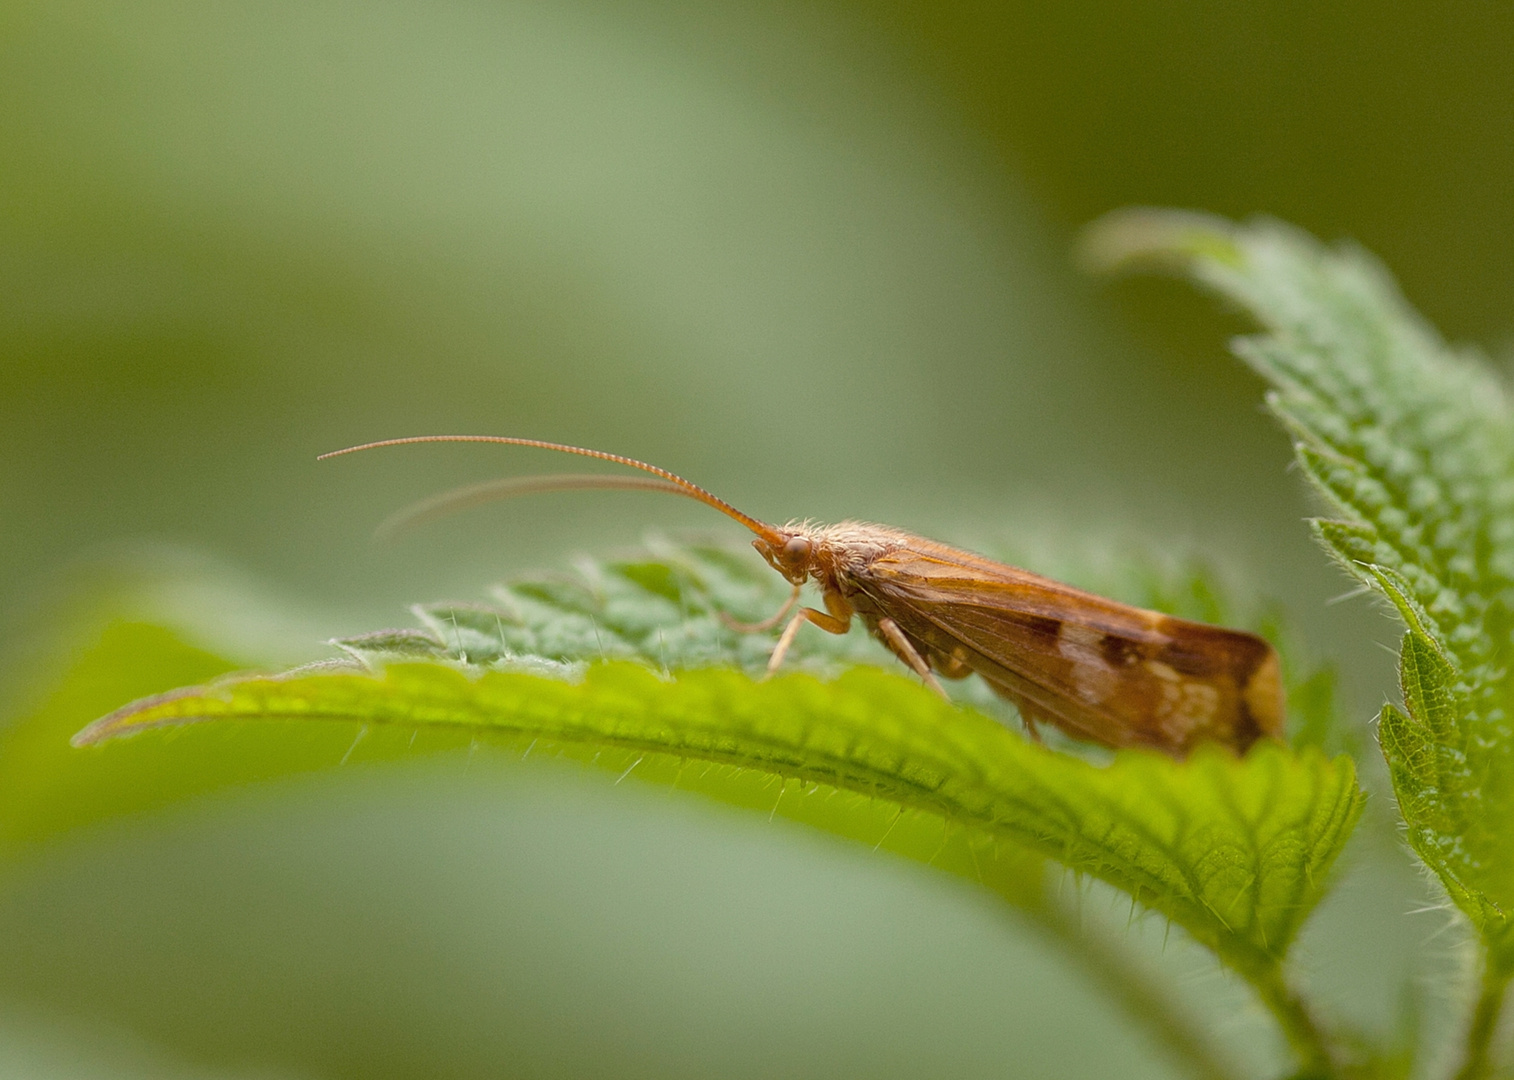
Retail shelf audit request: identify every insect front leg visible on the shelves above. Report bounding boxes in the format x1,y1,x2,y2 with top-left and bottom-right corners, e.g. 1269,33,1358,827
719,583,801,633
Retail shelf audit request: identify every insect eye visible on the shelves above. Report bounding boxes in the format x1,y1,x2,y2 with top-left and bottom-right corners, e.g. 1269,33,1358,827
782,536,812,562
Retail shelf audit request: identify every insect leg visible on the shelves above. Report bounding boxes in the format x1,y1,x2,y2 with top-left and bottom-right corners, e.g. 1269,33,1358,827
876,617,947,698
719,583,801,633
765,607,851,676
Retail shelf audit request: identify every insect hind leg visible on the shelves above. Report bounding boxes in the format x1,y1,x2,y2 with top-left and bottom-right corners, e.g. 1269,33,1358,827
876,617,948,699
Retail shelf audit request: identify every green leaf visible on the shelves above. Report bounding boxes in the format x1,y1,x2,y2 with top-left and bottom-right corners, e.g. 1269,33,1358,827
49,541,1356,1075
1086,209,1514,957
77,659,1364,978
1087,210,1514,671
333,541,891,679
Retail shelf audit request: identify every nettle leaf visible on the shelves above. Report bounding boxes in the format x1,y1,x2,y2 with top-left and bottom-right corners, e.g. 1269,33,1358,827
78,659,1362,977
1088,210,1514,953
334,541,888,678
63,535,1356,1080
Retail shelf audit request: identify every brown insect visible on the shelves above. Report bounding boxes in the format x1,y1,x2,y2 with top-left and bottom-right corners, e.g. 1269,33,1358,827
321,436,1284,757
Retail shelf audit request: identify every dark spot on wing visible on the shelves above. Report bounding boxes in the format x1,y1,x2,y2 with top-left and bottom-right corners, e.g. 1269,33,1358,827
1100,634,1143,667
1019,614,1062,642
1157,624,1269,679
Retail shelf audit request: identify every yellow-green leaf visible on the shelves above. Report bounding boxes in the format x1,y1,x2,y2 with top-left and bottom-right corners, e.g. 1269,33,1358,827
79,659,1364,977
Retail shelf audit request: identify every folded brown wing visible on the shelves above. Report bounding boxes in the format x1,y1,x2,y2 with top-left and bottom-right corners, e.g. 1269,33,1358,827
845,542,1283,755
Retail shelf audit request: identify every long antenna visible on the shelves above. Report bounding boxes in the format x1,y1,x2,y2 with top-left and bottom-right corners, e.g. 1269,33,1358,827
319,435,785,544
376,474,688,539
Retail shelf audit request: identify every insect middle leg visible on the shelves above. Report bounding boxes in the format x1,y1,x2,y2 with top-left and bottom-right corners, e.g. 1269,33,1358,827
766,606,850,676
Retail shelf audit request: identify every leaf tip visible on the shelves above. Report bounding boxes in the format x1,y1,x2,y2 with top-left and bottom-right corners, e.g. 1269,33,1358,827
70,684,211,747
1078,208,1241,277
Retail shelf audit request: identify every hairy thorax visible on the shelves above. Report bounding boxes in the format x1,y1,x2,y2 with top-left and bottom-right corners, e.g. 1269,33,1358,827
799,521,912,589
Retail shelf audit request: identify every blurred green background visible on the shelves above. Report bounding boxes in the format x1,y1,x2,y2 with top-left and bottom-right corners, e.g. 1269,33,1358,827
0,1,1505,1076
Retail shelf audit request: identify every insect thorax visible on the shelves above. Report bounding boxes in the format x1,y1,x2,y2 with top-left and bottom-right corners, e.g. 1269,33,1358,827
802,521,911,586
